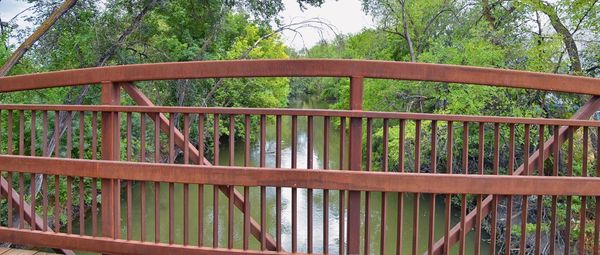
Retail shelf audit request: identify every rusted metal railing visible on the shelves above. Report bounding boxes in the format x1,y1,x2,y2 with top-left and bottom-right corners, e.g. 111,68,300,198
0,60,598,254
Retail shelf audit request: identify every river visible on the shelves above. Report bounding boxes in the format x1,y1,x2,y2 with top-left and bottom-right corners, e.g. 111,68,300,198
78,98,488,254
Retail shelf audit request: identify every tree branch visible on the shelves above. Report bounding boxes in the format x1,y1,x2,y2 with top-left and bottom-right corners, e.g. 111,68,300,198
0,0,77,76
203,18,337,104
535,0,582,73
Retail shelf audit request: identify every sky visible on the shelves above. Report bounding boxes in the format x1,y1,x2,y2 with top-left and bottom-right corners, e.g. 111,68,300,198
0,0,373,49
0,0,33,26
278,0,374,49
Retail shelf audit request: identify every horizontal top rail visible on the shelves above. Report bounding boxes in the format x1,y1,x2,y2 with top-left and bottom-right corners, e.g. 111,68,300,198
1,104,599,126
0,59,599,95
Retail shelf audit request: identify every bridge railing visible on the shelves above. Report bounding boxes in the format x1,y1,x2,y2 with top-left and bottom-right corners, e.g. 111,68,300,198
0,60,598,254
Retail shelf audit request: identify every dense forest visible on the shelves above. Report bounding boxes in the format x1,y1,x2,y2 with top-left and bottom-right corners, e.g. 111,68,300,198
1,0,600,253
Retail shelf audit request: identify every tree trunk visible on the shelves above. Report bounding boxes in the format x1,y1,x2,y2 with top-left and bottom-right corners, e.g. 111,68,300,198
400,0,416,62
0,0,78,76
0,3,77,252
33,0,162,206
537,1,582,74
44,0,161,158
482,0,496,28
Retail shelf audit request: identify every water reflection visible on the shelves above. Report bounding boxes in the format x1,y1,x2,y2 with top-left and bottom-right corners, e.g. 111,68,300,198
79,99,488,254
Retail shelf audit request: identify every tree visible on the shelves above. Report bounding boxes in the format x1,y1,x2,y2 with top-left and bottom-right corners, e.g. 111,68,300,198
0,0,77,76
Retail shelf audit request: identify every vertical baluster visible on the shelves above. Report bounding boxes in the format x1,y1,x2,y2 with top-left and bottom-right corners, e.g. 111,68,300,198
122,112,132,243
42,174,48,231
275,115,283,252
30,111,36,230
7,110,12,228
535,125,545,254
565,127,573,254
381,118,389,255
307,115,313,253
365,118,372,255
322,116,329,254
154,113,160,243
90,177,97,236
397,119,406,255
30,173,36,230
127,112,132,162
91,112,98,236
30,110,36,156
413,119,421,255
78,177,84,235
66,172,72,234
42,111,47,156
459,122,468,255
213,113,219,248
92,112,98,160
114,112,121,239
579,127,588,255
54,173,59,233
260,114,267,250
7,110,12,155
490,123,502,254
427,120,436,255
42,111,48,231
339,117,346,255
154,113,160,163
79,111,84,159
140,113,146,162
66,112,73,234
505,124,515,254
444,121,453,255
52,112,59,233
19,110,24,156
243,115,250,250
126,112,133,240
198,113,205,247
276,115,283,252
19,110,24,229
549,126,559,253
490,123,500,255
19,172,24,229
184,113,190,246
168,113,175,245
291,115,298,253
520,124,531,254
228,114,235,249
54,111,59,157
7,169,12,228
66,112,72,158
140,113,146,242
474,122,484,255
126,176,133,238
78,112,85,235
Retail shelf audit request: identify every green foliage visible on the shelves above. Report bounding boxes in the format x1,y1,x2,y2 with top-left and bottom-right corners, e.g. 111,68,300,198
212,14,291,109
0,0,307,232
1,0,599,248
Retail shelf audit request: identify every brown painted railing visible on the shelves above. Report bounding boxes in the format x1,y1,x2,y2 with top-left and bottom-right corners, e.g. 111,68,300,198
0,60,598,255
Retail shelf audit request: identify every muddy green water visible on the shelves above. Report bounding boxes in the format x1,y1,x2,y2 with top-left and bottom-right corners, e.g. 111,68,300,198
78,98,488,254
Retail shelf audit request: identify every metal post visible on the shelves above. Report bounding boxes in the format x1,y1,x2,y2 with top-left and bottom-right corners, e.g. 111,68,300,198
101,81,120,241
347,76,363,254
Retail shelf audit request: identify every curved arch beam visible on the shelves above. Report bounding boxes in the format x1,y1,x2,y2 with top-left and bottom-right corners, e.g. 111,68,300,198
0,59,599,95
